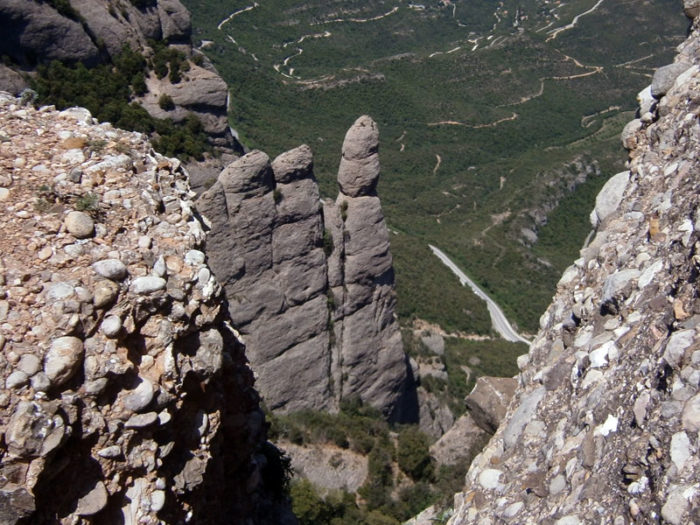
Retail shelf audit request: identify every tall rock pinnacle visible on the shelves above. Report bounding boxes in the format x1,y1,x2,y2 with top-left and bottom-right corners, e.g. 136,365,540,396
326,116,413,420
199,116,415,420
337,115,381,197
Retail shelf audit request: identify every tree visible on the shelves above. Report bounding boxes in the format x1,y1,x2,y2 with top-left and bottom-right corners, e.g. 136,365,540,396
397,427,433,481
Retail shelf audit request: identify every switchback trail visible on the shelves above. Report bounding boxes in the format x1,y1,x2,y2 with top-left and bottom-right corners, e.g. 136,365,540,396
429,245,531,345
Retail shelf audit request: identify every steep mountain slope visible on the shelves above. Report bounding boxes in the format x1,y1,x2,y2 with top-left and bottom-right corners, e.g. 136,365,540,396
448,8,700,523
183,0,689,334
0,94,292,524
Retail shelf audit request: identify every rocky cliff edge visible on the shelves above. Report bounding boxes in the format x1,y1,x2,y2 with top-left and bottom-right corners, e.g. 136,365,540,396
448,8,700,525
0,94,292,524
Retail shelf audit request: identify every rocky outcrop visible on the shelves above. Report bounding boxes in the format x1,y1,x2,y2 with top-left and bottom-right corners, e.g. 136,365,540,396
0,0,100,67
0,0,189,68
199,116,414,420
464,376,516,434
448,12,700,525
0,0,234,149
325,116,412,417
0,94,291,524
282,443,368,493
138,63,233,145
430,414,488,468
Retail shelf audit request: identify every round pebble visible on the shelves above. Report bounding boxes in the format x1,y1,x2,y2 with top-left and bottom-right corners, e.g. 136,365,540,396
101,315,122,338
150,490,166,512
130,276,166,295
31,372,51,392
17,353,41,376
93,280,119,308
64,211,94,238
125,412,159,429
5,370,28,389
44,336,84,387
37,246,52,260
92,259,128,281
123,378,154,413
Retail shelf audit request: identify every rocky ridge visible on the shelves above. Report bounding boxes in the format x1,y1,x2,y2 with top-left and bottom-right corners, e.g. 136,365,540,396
448,8,700,525
198,116,414,419
0,94,290,523
0,0,235,149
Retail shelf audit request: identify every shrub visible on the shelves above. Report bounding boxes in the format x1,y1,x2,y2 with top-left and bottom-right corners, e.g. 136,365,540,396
158,93,175,111
397,427,433,481
75,192,99,212
322,228,334,256
45,0,80,19
291,479,326,525
260,441,293,499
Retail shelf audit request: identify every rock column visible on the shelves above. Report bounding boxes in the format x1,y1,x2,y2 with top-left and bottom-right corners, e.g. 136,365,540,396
326,116,411,419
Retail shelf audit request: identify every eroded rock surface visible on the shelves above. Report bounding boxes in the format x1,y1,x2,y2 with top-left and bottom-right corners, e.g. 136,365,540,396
200,117,414,419
0,0,234,149
449,14,700,525
0,95,291,524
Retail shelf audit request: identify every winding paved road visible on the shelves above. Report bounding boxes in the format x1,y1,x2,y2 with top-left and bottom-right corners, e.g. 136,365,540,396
429,245,531,345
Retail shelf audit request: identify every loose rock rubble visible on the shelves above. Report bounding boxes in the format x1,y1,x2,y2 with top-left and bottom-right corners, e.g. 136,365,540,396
449,11,700,525
0,95,288,523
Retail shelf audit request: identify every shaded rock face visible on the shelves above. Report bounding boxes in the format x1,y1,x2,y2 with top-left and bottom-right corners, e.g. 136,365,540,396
449,15,700,525
0,0,234,148
200,117,415,420
0,0,189,69
0,95,291,524
0,0,99,67
464,376,517,434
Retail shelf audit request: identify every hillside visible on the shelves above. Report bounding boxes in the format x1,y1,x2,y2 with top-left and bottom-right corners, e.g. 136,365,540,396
182,0,689,333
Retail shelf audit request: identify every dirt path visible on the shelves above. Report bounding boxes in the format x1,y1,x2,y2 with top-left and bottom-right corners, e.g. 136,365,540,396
317,6,399,25
546,0,605,41
217,2,259,31
500,52,603,107
433,154,442,175
428,112,518,129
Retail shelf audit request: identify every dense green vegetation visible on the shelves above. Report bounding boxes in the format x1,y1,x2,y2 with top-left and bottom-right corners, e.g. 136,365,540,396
183,0,686,333
32,47,212,160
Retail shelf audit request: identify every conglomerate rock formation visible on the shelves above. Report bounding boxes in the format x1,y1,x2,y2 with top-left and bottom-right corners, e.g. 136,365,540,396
0,0,235,149
0,94,291,524
199,116,414,419
448,9,700,525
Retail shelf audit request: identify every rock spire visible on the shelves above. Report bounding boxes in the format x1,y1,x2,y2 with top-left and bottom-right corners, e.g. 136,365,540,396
199,116,415,420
